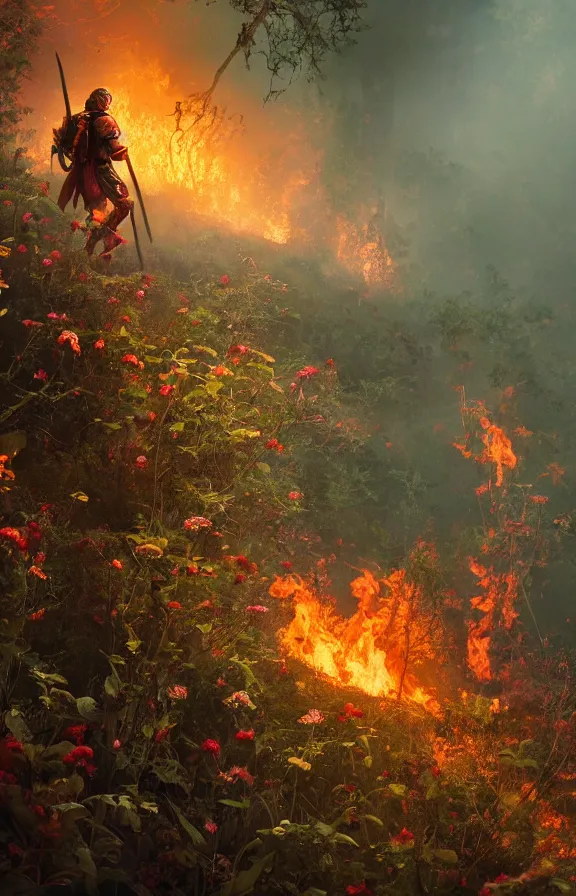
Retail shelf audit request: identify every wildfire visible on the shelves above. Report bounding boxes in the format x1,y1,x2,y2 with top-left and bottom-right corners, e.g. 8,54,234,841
28,52,395,285
467,559,519,682
269,569,439,713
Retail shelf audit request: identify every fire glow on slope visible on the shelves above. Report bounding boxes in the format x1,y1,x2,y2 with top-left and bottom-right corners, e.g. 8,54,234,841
30,53,395,285
270,569,438,713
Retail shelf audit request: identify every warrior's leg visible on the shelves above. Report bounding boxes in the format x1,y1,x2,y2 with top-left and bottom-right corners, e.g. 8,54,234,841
92,163,134,255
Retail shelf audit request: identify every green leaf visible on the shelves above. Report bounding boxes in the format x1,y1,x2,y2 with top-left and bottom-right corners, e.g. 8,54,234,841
551,879,572,893
219,799,250,809
255,462,271,475
41,741,76,761
363,814,384,826
76,696,98,718
170,422,185,432
119,326,129,337
389,783,407,797
70,491,89,502
205,379,223,398
432,849,459,865
56,802,90,824
332,832,360,847
141,725,154,739
4,709,31,743
168,799,206,846
363,755,373,769
126,639,142,654
196,623,213,634
215,852,274,896
104,675,119,698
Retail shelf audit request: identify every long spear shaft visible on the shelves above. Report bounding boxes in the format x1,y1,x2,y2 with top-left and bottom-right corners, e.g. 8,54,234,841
126,153,153,244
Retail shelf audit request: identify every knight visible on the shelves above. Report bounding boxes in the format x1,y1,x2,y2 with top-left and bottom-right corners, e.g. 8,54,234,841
53,88,134,257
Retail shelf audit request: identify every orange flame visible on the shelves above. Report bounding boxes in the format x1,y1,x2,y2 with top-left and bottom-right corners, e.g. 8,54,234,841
467,559,519,681
478,418,517,487
270,570,438,712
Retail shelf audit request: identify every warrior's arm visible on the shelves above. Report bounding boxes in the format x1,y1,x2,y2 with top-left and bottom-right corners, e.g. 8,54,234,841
93,113,128,161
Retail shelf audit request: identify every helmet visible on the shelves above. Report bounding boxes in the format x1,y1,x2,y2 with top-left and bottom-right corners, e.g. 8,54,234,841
85,88,112,112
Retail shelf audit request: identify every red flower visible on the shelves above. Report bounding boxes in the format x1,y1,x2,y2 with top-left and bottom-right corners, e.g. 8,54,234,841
5,735,23,753
64,724,87,745
159,384,174,396
122,353,140,367
136,290,145,299
288,491,303,501
338,702,364,722
235,729,255,741
296,365,320,380
167,600,182,610
34,369,48,381
71,220,82,232
325,358,335,368
281,560,292,569
0,527,28,551
202,739,221,756
49,250,62,261
22,319,43,328
111,559,123,570
265,438,284,452
63,745,94,765
57,330,81,354
155,727,170,743
42,258,53,268
113,739,122,750
227,343,248,357
204,820,218,834
135,455,148,469
346,884,372,896
186,564,199,575
17,244,27,253
234,573,247,584
391,827,415,845
219,274,230,286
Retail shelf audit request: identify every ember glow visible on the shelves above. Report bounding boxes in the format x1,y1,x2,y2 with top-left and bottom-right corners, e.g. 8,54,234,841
269,569,438,712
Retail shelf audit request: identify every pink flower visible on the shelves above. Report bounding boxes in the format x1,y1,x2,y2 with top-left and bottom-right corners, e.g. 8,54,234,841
93,338,105,350
136,290,145,299
159,384,174,396
288,491,303,501
135,455,148,469
204,820,218,834
235,729,255,741
34,369,48,381
183,516,212,532
17,244,27,253
22,320,44,328
42,258,53,268
202,739,221,756
113,739,122,750
226,765,254,785
47,312,67,320
49,249,62,261
108,297,120,305
168,685,188,700
22,212,33,223
219,274,230,286
246,605,269,613
298,709,326,725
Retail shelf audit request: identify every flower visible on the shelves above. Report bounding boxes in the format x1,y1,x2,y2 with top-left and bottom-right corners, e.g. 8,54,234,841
34,369,48,381
235,573,247,584
22,212,33,222
42,258,53,268
135,455,148,469
71,220,82,232
167,600,182,610
2,199,13,207
136,290,145,299
64,724,87,745
391,827,415,846
57,330,81,355
204,820,218,834
111,559,123,570
338,702,364,722
219,274,230,286
265,438,284,452
159,384,174,396
223,691,256,710
287,757,311,771
28,608,46,621
168,685,188,700
155,727,170,743
246,605,270,613
226,765,254,785
49,249,62,261
113,739,122,750
17,244,27,253
288,491,303,501
5,735,23,753
22,319,43,328
202,739,221,756
281,560,292,569
63,745,94,766
28,565,47,579
298,709,325,725
227,344,249,357
183,516,212,532
0,527,28,551
108,297,120,305
93,338,105,350
296,365,320,380
211,365,233,377
122,353,140,367
346,884,372,896
235,729,255,741
529,495,549,504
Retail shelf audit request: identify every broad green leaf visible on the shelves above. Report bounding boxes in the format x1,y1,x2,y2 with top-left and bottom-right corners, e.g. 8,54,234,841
255,462,271,475
170,422,185,432
432,849,459,865
219,799,250,809
193,344,218,357
363,755,373,769
389,783,407,798
56,802,90,823
126,639,142,654
332,832,360,847
215,852,274,896
168,799,206,846
76,696,98,718
364,814,384,826
119,326,129,337
104,675,119,697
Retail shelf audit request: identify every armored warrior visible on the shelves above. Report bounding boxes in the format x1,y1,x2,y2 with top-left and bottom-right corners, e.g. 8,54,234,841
53,88,134,256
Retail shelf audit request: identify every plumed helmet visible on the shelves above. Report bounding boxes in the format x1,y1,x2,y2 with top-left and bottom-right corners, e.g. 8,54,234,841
85,88,112,112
